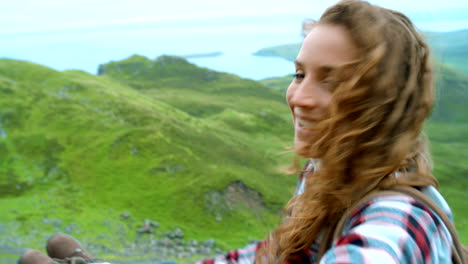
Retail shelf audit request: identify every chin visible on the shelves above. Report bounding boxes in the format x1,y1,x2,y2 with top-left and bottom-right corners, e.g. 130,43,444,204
294,138,312,157
294,134,324,158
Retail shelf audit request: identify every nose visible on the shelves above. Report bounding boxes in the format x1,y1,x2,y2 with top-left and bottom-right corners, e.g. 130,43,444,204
287,79,321,109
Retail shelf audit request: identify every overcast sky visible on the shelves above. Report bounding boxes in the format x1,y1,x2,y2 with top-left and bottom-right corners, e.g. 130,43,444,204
1,0,467,76
2,0,468,35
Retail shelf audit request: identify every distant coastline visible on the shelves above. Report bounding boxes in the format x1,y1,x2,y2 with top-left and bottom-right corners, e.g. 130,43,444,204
252,29,468,75
182,52,223,59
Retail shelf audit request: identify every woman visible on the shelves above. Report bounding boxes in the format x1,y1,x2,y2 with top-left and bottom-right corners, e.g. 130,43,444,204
201,0,454,263
18,0,456,263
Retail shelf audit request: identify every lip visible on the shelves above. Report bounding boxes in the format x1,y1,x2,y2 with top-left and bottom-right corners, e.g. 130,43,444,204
295,120,316,140
295,115,319,123
292,108,323,139
293,114,321,138
293,108,320,123
295,115,319,130
293,113,321,127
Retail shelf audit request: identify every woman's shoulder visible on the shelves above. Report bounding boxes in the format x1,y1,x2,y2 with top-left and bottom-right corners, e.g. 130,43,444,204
329,186,453,263
347,186,453,231
351,186,453,225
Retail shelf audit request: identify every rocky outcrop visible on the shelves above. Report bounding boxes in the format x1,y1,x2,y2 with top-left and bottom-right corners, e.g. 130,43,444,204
205,181,266,222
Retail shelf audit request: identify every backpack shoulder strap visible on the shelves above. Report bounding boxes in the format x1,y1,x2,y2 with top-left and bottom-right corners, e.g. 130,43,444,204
323,186,465,264
317,189,399,261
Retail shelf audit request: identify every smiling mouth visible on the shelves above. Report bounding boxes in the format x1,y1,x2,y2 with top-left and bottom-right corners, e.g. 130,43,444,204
297,118,317,129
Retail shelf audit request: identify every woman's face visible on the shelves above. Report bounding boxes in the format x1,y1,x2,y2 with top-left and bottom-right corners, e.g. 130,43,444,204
287,24,358,150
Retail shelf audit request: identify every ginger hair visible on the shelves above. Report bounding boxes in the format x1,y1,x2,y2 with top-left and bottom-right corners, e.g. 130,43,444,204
258,1,437,263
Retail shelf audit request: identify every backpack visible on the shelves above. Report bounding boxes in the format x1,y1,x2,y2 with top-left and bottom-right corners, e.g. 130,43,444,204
318,186,467,263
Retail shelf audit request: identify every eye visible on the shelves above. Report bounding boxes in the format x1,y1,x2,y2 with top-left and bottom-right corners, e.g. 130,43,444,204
292,72,305,81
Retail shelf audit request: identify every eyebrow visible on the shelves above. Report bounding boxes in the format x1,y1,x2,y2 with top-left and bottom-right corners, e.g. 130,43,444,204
294,59,303,67
294,59,335,73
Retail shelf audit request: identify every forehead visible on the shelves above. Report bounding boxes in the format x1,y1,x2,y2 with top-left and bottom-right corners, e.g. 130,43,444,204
296,24,358,68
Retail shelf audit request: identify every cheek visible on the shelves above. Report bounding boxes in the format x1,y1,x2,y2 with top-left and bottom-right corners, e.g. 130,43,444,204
322,92,332,109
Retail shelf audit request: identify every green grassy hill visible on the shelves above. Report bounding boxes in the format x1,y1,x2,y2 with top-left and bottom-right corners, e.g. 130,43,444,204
0,53,467,263
431,63,468,122
0,57,296,262
425,122,468,242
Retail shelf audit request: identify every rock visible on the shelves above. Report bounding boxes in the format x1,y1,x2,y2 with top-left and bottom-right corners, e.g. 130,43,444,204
189,239,199,247
248,238,260,244
138,219,152,234
174,228,184,239
187,246,197,254
162,238,174,248
202,239,215,248
177,252,190,259
166,227,184,239
42,218,62,227
205,181,266,220
167,248,176,255
53,219,62,228
174,238,184,246
150,221,159,228
130,146,138,156
64,223,79,233
175,246,184,252
120,212,131,220
198,247,212,255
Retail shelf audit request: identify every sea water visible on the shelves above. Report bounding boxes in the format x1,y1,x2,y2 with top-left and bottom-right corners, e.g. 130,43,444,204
1,16,467,80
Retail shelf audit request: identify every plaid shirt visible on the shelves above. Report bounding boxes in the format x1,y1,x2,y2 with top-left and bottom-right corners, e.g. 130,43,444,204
198,160,454,264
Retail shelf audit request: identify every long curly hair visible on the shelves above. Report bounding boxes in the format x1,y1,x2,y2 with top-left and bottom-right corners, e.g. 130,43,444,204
259,0,438,263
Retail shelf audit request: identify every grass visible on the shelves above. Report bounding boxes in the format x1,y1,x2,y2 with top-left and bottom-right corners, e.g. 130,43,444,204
0,54,467,264
0,57,296,260
426,122,468,243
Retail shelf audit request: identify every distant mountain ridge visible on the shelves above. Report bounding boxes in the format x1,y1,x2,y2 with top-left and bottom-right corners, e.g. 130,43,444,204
254,29,468,75
98,55,285,101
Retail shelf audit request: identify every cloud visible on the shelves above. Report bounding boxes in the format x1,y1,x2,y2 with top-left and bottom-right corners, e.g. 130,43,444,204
2,0,467,37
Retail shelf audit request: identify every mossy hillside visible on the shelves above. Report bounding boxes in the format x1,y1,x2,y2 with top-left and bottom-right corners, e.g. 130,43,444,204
1,50,466,264
0,58,297,254
261,75,294,94
98,55,292,137
425,122,468,241
432,64,468,122
99,55,284,100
